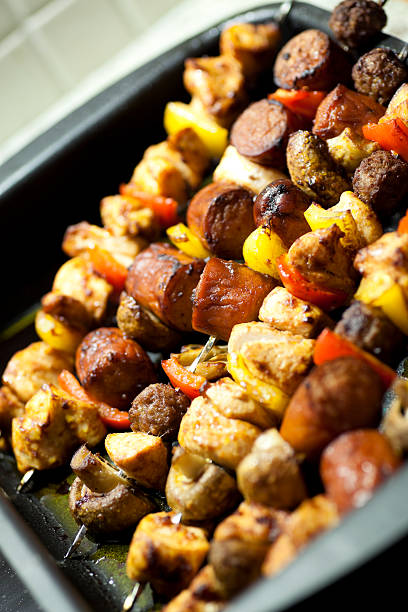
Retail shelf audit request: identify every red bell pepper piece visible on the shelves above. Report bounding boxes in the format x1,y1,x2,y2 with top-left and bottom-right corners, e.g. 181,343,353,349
119,184,180,228
162,356,206,400
314,328,396,389
398,209,408,234
363,119,408,163
276,253,349,311
86,245,128,293
268,89,326,119
58,369,130,430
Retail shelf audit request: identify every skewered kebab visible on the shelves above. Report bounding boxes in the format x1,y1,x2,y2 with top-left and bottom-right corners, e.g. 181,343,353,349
2,5,408,612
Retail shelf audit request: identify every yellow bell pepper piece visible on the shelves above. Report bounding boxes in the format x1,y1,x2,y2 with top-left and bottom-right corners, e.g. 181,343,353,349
355,272,408,335
167,222,212,259
35,310,83,354
227,351,289,420
164,101,228,159
243,225,287,280
304,203,360,252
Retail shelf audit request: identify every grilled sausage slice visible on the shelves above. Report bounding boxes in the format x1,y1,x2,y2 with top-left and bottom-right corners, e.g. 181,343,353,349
313,84,385,140
76,327,156,409
192,258,276,340
286,130,351,206
253,179,311,248
125,243,205,332
187,182,255,260
230,99,305,168
320,429,401,514
273,29,350,91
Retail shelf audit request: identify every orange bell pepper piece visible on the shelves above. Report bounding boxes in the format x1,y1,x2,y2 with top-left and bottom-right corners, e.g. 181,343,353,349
58,369,130,430
362,119,408,163
119,184,180,228
162,356,206,400
268,89,326,119
86,245,128,293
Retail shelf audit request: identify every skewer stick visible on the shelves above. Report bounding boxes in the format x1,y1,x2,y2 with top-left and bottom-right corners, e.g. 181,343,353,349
16,468,35,493
122,582,144,612
398,44,408,63
187,335,216,373
63,524,88,560
277,0,294,25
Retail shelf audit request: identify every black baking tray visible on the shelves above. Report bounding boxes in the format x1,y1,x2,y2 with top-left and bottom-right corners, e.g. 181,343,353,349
1,2,408,611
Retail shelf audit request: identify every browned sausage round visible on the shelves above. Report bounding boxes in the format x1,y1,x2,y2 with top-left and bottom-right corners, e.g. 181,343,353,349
253,179,311,248
280,356,383,459
192,258,276,341
313,84,385,140
129,383,190,441
273,29,350,91
76,327,157,408
230,99,305,168
320,429,401,514
186,182,255,260
125,243,205,332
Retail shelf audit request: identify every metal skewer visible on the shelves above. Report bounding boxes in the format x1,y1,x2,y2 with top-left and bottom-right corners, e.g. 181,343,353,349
398,44,408,63
63,524,88,560
187,335,216,373
277,0,294,25
122,582,144,612
16,468,35,493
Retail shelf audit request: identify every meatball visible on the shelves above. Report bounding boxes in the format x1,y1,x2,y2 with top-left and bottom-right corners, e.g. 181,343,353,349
352,150,408,217
352,48,408,105
280,356,383,459
329,0,387,49
76,327,157,408
334,300,405,365
129,383,190,441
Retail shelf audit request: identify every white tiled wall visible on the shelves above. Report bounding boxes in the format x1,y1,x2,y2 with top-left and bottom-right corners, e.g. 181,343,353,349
0,0,180,153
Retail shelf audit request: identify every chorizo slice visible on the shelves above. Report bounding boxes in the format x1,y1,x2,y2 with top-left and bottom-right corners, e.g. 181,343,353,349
273,29,350,91
125,243,205,332
76,327,156,409
253,179,311,248
230,99,305,168
192,258,276,341
186,182,255,260
313,84,385,140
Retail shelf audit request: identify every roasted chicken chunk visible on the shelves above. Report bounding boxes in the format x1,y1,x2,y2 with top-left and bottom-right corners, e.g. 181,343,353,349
209,501,287,598
126,511,209,597
0,386,24,434
262,495,339,576
100,194,159,241
2,341,73,404
12,384,106,473
130,128,209,204
163,565,225,612
52,255,113,324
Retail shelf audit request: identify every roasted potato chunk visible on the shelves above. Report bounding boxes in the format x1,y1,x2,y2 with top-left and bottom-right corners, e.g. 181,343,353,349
12,384,106,473
2,341,73,403
320,429,401,515
220,21,280,82
209,501,287,598
178,396,261,471
286,130,350,207
100,194,159,241
53,256,113,324
327,127,379,175
184,55,246,128
105,431,168,490
69,477,155,535
163,565,225,612
280,357,383,459
126,511,209,597
165,447,240,522
262,495,339,576
228,322,315,396
213,145,287,195
259,287,332,338
237,429,307,509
